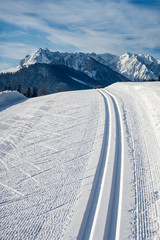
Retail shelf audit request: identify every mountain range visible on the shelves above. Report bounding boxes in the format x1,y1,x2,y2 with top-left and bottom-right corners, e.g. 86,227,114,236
0,48,159,96
18,48,160,81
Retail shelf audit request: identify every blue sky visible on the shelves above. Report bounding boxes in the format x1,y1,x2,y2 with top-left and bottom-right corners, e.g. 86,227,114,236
0,0,160,71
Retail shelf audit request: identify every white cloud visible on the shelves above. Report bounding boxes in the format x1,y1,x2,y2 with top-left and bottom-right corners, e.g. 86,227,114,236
0,42,36,59
0,0,160,66
0,62,14,71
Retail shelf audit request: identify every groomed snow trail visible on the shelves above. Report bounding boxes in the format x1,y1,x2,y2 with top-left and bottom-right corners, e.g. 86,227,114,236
1,82,160,239
78,89,124,240
0,90,104,240
107,82,160,240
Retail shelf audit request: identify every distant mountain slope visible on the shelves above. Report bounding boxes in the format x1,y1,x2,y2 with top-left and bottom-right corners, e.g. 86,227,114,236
1,49,159,96
0,49,127,96
82,57,127,84
53,55,127,83
114,52,159,81
17,48,160,81
0,63,109,95
19,48,68,67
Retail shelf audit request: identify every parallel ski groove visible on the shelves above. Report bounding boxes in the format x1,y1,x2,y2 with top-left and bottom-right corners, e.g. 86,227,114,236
77,90,110,240
78,89,124,240
103,89,124,240
89,91,112,239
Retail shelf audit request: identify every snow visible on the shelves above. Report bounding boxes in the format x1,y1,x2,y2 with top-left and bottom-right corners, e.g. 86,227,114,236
19,48,67,68
69,76,91,87
0,91,26,110
0,90,104,239
0,66,21,74
1,82,160,239
84,70,97,79
117,52,158,81
107,82,160,239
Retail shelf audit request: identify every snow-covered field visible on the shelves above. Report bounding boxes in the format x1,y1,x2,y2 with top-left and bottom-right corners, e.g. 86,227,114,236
0,82,160,239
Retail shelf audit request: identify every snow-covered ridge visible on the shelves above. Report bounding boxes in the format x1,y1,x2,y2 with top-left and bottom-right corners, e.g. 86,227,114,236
0,66,22,74
117,52,159,81
19,48,68,67
0,90,26,109
3,48,160,81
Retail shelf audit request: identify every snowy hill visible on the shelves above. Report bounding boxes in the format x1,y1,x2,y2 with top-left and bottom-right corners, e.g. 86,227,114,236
1,83,160,239
0,90,26,109
18,48,160,81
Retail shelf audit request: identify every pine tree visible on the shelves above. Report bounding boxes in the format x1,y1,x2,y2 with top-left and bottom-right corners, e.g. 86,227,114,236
4,85,7,91
40,84,47,96
32,87,38,97
26,87,32,98
17,85,21,93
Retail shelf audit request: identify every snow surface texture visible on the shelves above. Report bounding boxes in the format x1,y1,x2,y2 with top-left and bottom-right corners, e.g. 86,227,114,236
3,48,159,81
1,83,160,239
0,90,105,239
0,91,26,110
107,82,160,240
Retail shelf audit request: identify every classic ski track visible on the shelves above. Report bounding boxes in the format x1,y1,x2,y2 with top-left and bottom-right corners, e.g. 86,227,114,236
78,89,124,240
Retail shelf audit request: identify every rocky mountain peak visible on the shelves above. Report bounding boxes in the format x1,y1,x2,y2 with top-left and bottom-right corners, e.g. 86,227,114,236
3,48,160,81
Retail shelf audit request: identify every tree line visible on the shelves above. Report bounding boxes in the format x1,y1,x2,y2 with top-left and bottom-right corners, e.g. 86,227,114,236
134,76,160,82
3,84,48,98
3,85,39,98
